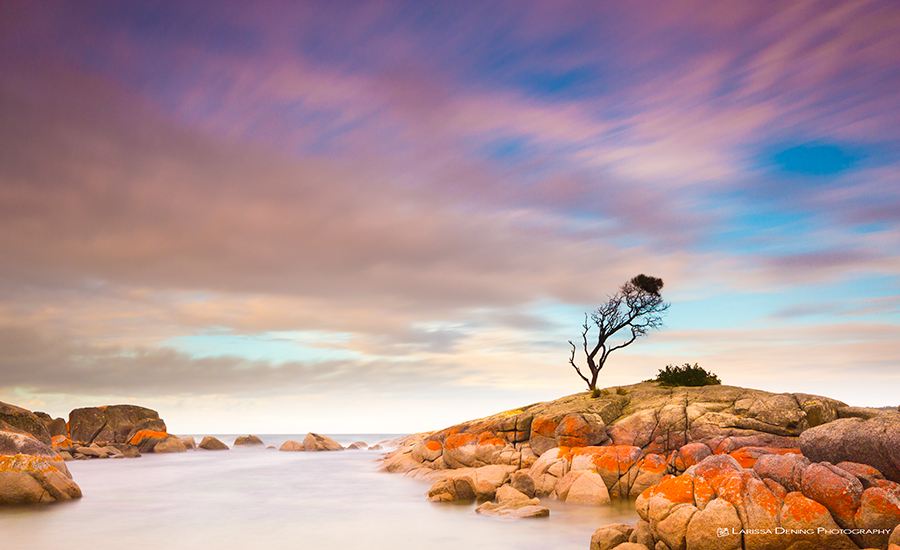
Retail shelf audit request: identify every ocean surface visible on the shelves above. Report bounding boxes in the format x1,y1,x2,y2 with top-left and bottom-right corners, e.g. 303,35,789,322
0,434,639,550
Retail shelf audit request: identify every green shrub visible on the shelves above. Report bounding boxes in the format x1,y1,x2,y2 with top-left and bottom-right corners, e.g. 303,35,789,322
615,386,627,395
653,363,721,387
590,388,602,398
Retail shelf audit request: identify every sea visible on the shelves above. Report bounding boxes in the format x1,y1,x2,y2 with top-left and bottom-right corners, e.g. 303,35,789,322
0,434,639,550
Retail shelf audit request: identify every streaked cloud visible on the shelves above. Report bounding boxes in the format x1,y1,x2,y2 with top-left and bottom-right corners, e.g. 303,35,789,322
0,1,898,428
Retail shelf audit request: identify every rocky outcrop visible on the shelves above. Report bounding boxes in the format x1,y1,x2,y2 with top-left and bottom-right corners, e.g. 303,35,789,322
800,414,900,483
595,453,900,550
234,435,264,447
69,405,166,447
0,403,82,506
276,433,344,452
1,402,52,446
198,436,229,450
381,383,848,482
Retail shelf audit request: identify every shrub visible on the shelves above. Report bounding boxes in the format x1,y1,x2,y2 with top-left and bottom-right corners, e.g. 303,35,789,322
652,363,721,387
590,388,602,398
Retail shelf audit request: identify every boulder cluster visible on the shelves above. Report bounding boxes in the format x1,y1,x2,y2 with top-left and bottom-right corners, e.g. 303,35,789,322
1,401,82,505
279,432,345,452
379,382,900,549
593,452,900,550
42,404,187,459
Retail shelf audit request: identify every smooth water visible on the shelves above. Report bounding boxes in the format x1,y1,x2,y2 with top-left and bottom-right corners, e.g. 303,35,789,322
0,434,639,550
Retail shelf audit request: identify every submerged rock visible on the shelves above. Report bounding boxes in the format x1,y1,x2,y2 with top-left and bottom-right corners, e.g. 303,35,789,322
279,440,304,452
303,433,343,452
234,435,265,447
198,436,229,451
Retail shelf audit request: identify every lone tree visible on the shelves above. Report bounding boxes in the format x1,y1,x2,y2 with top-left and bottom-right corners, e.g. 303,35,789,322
568,274,669,391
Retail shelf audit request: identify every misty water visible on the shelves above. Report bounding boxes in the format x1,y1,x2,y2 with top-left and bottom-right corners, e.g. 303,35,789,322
1,434,639,550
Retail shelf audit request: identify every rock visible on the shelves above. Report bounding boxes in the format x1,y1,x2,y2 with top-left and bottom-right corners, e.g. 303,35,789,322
368,444,383,451
528,447,569,496
178,436,196,450
132,430,170,453
46,417,68,439
685,497,742,550
427,476,476,502
568,445,644,498
779,491,856,549
891,524,900,546
69,405,164,446
474,501,550,518
99,445,124,458
0,429,82,505
855,486,900,548
0,401,52,445
554,412,608,447
655,503,696,550
426,465,512,502
198,436,229,451
667,442,711,473
125,417,169,445
153,435,187,453
629,520,655,547
562,470,611,505
800,415,900,483
591,523,632,550
495,484,537,506
302,433,343,452
279,440,304,452
105,443,141,458
509,470,535,498
76,445,108,458
728,446,801,469
233,435,264,447
347,441,368,450
800,462,863,530
442,431,513,468
753,452,810,492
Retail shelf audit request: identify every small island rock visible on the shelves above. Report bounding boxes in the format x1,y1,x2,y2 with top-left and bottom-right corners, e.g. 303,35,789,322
234,435,265,447
198,436,229,450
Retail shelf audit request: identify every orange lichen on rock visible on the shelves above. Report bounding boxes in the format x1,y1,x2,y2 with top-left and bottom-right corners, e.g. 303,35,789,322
0,454,66,475
565,445,643,472
728,446,801,468
782,490,830,523
51,435,72,447
641,473,695,505
442,431,504,450
859,487,900,519
477,432,505,446
425,440,442,452
127,429,168,445
692,475,715,509
641,453,667,474
530,415,561,438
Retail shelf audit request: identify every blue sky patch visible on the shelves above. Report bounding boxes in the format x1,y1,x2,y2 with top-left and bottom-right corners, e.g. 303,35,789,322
767,142,865,176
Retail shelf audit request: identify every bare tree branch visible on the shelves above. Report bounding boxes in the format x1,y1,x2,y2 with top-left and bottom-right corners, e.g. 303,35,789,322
567,274,669,391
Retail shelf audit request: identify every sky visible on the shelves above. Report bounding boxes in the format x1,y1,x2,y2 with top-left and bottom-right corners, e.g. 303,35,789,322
0,1,898,434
